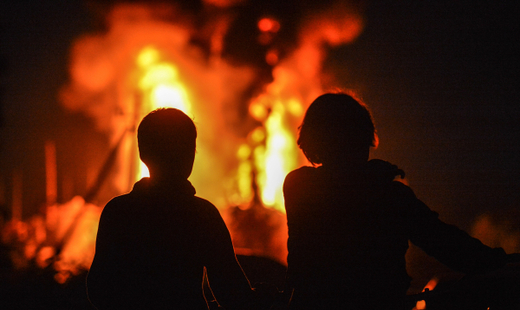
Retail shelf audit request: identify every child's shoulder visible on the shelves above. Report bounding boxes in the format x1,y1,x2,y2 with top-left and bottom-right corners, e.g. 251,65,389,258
286,166,317,182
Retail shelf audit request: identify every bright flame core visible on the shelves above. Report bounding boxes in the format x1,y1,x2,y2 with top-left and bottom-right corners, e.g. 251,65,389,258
136,46,193,179
134,45,302,213
238,94,302,212
261,103,296,208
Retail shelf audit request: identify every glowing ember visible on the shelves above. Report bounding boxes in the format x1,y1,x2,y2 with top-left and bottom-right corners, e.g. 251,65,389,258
415,276,439,310
416,299,426,310
423,276,439,292
258,17,280,33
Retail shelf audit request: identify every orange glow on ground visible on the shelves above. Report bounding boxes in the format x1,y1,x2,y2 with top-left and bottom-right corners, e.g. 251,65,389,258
416,300,426,310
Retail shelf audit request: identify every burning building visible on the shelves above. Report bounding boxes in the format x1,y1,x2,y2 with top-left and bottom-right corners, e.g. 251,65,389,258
1,0,365,284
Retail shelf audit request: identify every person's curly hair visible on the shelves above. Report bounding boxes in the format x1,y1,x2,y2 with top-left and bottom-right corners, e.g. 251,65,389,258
297,92,378,165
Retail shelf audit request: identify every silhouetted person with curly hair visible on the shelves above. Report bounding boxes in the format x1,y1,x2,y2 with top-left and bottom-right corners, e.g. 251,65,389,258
87,108,257,309
282,93,517,309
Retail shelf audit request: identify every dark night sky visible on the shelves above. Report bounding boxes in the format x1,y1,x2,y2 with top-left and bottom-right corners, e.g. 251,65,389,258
328,1,520,229
1,1,519,230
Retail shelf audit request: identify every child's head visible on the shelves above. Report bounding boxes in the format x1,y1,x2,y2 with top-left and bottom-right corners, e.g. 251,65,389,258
138,108,197,179
298,93,377,166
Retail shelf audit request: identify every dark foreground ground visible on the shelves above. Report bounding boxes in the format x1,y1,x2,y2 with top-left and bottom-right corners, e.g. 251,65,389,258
0,255,287,310
1,255,519,310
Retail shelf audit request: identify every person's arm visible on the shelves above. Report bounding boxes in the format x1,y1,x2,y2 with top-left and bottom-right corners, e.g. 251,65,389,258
87,200,121,309
397,183,509,274
507,253,520,264
202,203,258,310
281,169,311,306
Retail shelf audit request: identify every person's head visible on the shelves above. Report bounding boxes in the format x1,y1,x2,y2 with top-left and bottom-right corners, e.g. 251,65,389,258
297,92,377,166
137,108,197,180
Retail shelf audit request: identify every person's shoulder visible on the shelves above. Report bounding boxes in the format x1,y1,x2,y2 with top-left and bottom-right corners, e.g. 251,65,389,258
192,196,216,208
283,166,320,203
288,165,316,176
285,166,316,185
100,191,146,219
102,194,131,212
191,196,228,229
192,196,221,215
109,192,133,203
96,193,136,231
386,180,415,196
373,180,418,205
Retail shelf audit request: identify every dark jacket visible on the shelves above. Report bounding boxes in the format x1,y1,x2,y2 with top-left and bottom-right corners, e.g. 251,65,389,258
87,178,254,310
283,160,507,309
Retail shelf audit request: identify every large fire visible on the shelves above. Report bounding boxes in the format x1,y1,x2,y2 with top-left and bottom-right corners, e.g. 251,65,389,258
2,1,364,283
135,45,194,179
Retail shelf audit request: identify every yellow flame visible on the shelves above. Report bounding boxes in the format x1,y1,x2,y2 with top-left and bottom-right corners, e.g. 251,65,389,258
138,64,178,89
151,84,190,111
251,127,266,143
136,46,160,68
136,46,192,180
255,101,299,212
238,169,253,203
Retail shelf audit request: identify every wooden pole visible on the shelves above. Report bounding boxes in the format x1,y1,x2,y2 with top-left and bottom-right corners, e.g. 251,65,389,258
45,141,58,241
12,169,22,221
45,140,57,206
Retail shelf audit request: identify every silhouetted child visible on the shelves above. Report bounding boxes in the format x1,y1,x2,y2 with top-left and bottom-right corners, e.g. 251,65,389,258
87,108,257,309
282,93,518,309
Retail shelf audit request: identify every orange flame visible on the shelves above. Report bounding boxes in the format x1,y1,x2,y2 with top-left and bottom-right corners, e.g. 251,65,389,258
53,198,100,283
256,99,300,211
46,1,366,272
135,46,193,179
